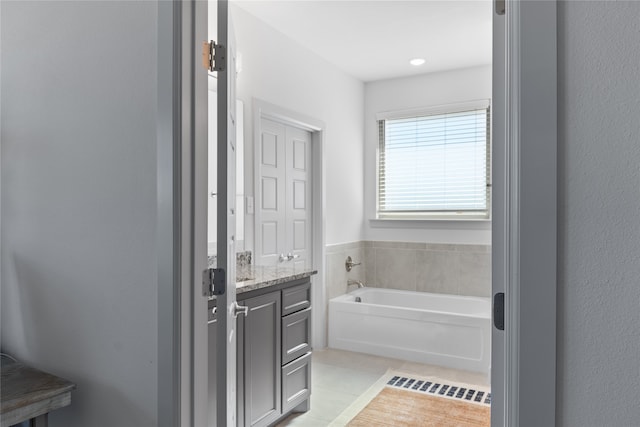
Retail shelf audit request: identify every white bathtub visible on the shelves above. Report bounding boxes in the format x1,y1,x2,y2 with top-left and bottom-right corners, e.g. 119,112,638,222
328,288,491,373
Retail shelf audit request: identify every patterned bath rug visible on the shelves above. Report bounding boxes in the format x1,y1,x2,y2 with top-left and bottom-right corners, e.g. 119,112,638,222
329,370,491,427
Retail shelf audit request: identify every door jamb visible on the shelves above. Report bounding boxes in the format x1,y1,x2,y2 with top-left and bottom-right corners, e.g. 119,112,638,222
495,1,558,426
161,0,559,425
157,0,208,426
252,99,327,349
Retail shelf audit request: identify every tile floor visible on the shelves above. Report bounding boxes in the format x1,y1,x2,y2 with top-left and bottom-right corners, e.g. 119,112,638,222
276,349,490,426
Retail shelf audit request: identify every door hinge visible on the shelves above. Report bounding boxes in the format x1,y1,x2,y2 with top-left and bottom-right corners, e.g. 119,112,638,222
203,268,226,297
202,40,226,72
495,0,505,16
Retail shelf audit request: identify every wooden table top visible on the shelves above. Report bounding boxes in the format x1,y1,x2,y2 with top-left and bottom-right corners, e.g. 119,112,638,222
1,355,76,426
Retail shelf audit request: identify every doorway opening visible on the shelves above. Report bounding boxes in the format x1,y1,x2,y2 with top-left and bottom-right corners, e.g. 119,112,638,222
160,0,558,425
213,1,493,426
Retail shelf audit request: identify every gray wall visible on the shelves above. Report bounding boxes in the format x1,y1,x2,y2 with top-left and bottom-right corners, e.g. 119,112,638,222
557,1,640,425
1,2,158,426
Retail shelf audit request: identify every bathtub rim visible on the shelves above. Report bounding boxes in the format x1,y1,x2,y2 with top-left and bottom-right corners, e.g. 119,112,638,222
330,287,492,320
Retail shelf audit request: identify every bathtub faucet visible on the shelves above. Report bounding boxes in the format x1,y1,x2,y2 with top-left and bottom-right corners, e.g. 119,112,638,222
347,279,365,289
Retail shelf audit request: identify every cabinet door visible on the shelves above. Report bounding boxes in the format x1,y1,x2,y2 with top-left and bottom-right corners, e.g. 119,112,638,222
241,292,282,427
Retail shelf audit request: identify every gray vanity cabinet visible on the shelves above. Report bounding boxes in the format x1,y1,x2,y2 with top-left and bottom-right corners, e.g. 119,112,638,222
237,291,282,427
209,277,312,427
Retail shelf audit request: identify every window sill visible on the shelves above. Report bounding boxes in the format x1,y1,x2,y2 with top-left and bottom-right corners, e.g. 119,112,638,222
369,218,491,229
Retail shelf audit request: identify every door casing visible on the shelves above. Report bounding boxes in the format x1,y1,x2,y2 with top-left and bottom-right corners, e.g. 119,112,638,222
254,118,313,268
253,99,327,350
493,1,558,426
156,0,209,425
157,0,558,425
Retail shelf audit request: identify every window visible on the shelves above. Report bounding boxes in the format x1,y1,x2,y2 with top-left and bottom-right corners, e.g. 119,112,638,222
377,101,491,220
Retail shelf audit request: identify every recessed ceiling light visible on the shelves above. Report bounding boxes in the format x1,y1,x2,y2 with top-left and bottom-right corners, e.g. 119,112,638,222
410,58,426,66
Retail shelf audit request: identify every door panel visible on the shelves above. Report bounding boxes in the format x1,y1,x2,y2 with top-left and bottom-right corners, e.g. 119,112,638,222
292,181,306,210
257,118,287,265
292,140,307,170
293,220,306,250
285,127,312,269
261,132,279,166
261,222,278,256
261,177,278,210
215,1,238,426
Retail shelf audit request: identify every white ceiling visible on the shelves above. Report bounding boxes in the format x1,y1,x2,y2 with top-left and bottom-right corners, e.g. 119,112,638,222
234,0,492,82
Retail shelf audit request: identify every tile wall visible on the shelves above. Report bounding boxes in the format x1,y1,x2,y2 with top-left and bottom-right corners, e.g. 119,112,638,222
325,241,491,301
325,241,368,302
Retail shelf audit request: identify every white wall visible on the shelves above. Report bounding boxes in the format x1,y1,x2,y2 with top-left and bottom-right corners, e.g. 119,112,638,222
557,2,640,425
363,66,492,245
229,5,365,247
1,2,158,426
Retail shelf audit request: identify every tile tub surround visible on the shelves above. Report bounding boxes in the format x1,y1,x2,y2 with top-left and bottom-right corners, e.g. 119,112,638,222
323,242,367,344
325,242,368,302
364,242,491,297
326,241,491,299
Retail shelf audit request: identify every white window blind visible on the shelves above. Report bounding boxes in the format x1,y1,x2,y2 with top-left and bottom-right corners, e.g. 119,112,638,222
377,105,491,219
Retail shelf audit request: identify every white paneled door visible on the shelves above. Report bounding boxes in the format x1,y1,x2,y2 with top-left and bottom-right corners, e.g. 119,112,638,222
257,118,312,268
286,125,312,269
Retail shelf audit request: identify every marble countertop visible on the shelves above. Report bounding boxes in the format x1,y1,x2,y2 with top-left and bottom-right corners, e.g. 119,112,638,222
235,264,317,294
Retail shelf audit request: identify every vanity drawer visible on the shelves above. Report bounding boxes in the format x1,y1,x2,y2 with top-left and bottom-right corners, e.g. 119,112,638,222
281,352,311,414
281,308,312,365
282,282,311,316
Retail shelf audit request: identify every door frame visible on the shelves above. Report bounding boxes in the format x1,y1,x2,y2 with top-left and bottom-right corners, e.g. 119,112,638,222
158,0,558,425
492,1,557,426
157,0,209,426
253,99,327,350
